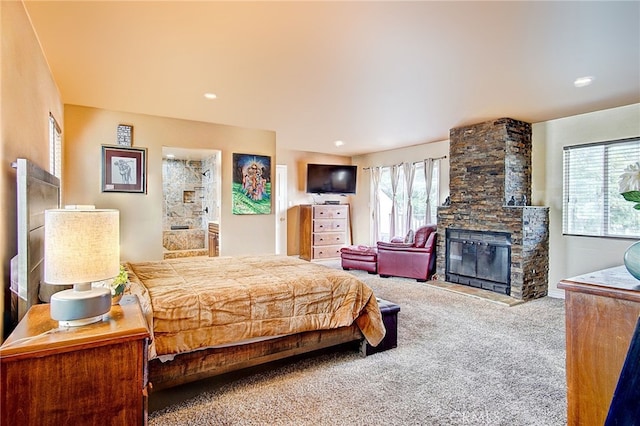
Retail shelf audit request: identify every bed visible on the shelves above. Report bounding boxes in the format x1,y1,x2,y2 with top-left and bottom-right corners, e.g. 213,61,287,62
10,158,60,324
12,159,386,392
125,255,386,391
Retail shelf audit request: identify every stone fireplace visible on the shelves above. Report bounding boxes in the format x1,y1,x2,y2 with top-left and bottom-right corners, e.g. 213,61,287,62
436,118,549,300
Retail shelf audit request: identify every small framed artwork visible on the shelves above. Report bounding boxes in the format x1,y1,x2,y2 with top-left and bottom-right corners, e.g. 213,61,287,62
232,153,272,214
116,124,133,146
101,145,147,193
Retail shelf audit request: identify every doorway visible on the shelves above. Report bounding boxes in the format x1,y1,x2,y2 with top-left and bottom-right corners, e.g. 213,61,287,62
161,147,221,259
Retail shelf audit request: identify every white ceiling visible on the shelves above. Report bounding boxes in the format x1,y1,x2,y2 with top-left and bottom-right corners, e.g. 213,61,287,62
24,1,640,157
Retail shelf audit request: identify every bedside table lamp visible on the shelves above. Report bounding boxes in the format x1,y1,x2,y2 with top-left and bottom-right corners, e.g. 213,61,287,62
44,208,120,327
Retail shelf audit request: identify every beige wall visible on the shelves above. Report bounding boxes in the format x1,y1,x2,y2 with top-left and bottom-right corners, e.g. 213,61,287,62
275,148,353,255
3,0,639,344
351,140,450,245
1,1,63,337
64,105,276,261
350,104,640,298
62,101,640,299
534,103,640,297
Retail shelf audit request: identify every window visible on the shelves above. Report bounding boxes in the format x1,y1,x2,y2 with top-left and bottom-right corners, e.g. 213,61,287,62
412,161,439,227
49,114,62,180
375,161,439,241
378,167,405,241
563,137,640,238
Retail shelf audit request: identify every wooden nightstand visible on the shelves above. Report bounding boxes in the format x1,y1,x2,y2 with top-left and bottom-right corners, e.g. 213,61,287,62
0,295,150,426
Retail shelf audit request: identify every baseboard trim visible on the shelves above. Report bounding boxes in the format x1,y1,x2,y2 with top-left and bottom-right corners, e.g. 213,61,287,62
547,288,565,299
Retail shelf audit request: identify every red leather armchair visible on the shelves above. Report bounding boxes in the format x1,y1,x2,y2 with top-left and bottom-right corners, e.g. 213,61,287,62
376,225,437,282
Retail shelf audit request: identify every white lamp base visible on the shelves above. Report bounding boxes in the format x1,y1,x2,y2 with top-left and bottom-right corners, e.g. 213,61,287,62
50,283,111,327
58,315,105,327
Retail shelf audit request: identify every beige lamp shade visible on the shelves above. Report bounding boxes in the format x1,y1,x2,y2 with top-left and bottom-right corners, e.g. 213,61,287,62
44,209,120,285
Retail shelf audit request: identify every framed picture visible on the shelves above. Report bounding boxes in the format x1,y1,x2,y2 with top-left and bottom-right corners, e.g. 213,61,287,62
116,124,133,146
101,145,147,193
232,153,271,214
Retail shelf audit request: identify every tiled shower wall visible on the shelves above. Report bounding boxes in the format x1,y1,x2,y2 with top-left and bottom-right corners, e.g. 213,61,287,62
162,155,218,248
163,159,204,230
201,154,218,225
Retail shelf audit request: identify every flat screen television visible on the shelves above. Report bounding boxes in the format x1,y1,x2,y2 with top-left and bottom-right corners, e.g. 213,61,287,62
306,163,357,194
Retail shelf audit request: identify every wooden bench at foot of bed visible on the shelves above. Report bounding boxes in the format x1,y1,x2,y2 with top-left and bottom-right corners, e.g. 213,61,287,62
148,325,364,391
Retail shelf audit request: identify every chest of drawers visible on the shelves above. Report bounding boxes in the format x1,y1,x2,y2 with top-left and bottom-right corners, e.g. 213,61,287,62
299,204,350,260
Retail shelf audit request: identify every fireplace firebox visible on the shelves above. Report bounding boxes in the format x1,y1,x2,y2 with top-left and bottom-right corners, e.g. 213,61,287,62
446,229,511,295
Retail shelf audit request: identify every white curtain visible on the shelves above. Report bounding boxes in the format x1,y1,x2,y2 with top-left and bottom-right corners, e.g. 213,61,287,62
389,165,401,238
403,162,416,233
423,158,435,224
370,166,382,243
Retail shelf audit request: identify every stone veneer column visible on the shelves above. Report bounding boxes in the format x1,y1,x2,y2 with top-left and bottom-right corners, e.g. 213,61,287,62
436,118,549,301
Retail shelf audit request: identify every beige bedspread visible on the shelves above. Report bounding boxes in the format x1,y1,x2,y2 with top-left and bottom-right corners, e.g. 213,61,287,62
125,255,385,360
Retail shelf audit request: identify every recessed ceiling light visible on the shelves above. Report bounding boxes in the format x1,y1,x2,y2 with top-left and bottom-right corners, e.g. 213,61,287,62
574,76,595,88
204,93,217,100
334,140,344,147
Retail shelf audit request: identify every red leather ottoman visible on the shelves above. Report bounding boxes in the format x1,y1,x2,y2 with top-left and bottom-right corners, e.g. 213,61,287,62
340,245,378,274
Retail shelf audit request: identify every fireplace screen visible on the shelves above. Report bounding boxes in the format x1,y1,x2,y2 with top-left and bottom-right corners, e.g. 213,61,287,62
446,229,511,295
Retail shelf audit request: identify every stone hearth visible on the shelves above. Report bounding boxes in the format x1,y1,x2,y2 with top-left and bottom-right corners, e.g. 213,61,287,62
436,118,549,301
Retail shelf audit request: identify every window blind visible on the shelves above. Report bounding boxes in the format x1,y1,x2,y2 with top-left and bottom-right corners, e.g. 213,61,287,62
563,137,640,238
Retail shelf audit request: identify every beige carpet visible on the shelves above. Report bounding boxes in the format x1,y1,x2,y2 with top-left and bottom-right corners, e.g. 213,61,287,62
148,261,566,425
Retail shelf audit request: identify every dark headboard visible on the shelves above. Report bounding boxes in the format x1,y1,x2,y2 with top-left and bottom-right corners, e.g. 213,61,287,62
10,158,60,321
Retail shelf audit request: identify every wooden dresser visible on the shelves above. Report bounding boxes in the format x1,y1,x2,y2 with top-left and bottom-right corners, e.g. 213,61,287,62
299,204,350,261
558,266,640,426
0,296,150,426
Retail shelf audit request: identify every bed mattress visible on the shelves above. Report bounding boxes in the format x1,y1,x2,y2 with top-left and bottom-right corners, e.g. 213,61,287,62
125,255,385,360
